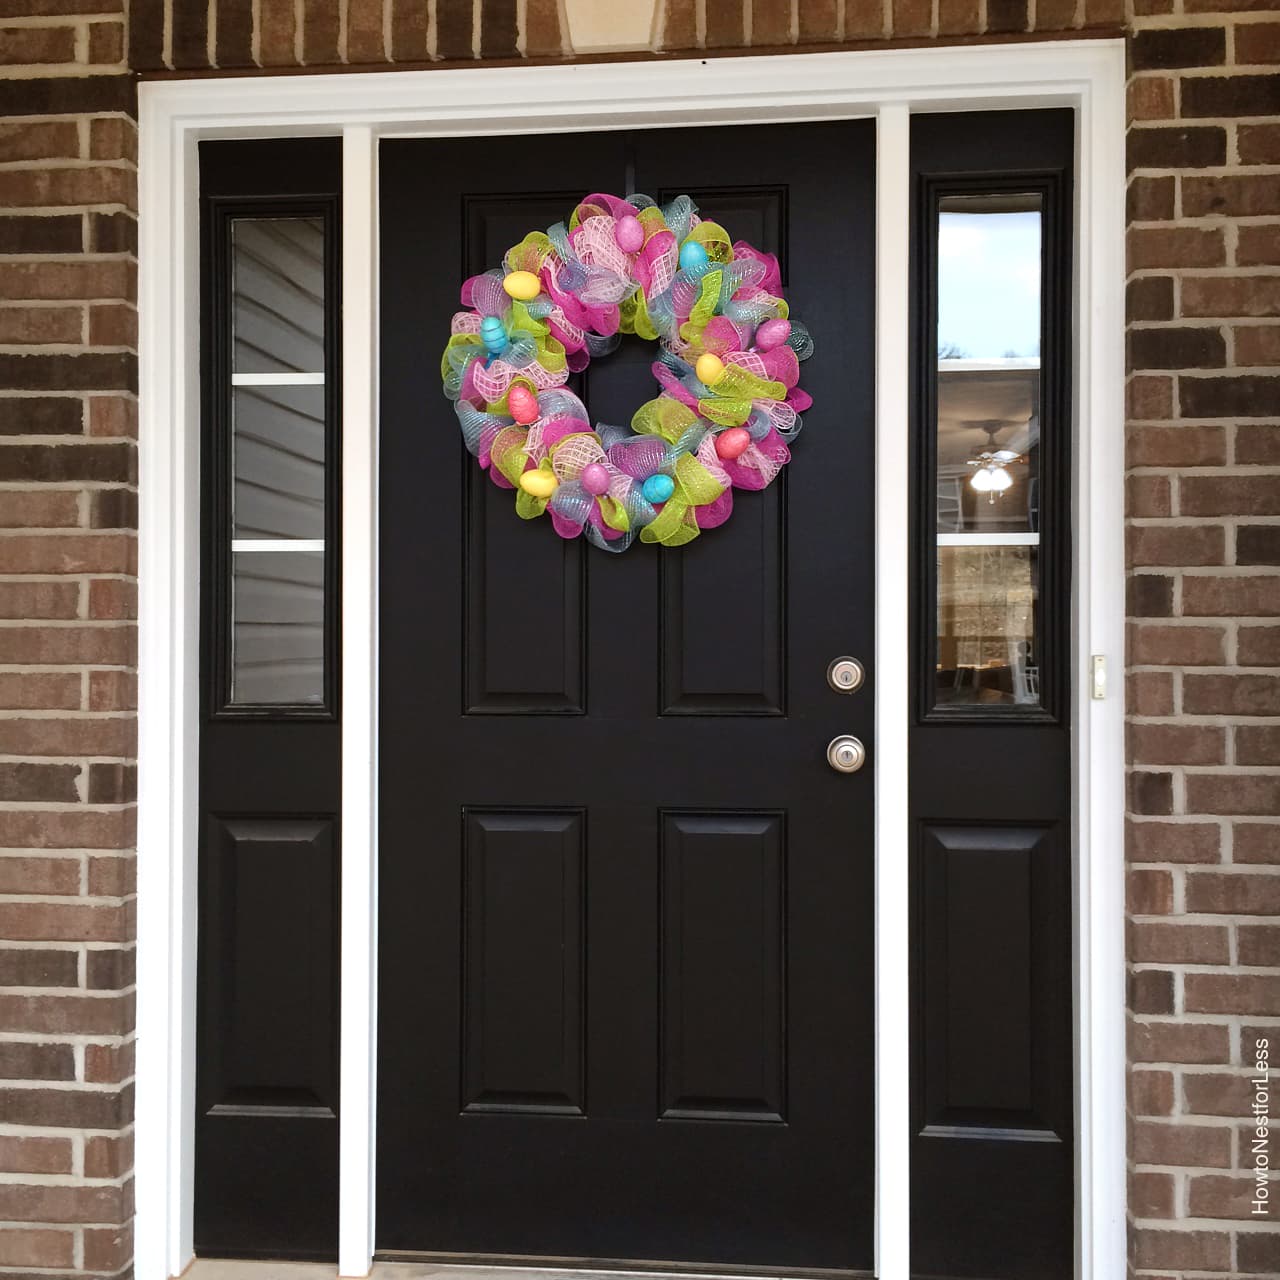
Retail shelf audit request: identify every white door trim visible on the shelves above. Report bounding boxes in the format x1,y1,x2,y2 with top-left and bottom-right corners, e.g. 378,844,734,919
136,39,1127,1280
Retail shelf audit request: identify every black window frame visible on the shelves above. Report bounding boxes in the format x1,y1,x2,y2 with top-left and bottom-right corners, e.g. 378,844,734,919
203,191,342,721
914,166,1072,726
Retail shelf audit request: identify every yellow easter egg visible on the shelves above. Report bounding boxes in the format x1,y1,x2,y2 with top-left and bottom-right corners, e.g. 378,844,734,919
503,270,542,302
519,469,558,499
695,353,726,386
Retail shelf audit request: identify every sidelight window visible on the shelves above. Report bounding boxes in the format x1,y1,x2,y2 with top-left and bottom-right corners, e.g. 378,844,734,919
208,209,339,713
924,187,1063,717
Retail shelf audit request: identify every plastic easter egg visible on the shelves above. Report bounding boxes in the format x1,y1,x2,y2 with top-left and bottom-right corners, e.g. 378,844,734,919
480,314,508,355
581,462,610,496
755,318,792,352
519,469,558,499
479,453,491,470
678,240,709,271
695,352,726,386
615,215,645,254
642,473,676,504
715,427,751,460
502,270,541,301
507,384,539,425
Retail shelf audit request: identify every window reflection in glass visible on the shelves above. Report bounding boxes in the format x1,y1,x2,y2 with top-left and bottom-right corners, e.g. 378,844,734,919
231,551,325,705
227,216,328,708
232,384,325,542
933,193,1044,710
231,217,325,375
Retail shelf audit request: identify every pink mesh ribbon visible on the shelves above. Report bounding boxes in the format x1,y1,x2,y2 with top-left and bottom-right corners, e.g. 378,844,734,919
440,193,815,550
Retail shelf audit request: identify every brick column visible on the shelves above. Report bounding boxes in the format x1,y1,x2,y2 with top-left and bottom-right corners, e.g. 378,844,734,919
0,4,137,1276
1125,7,1280,1278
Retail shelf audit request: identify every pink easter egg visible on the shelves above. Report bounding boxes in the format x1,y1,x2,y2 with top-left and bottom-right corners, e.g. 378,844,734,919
479,453,491,469
615,215,645,254
581,462,611,496
755,318,792,352
715,427,751,460
508,384,539,425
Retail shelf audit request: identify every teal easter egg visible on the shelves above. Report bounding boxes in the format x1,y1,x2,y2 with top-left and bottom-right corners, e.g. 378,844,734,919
678,240,708,271
480,314,508,355
643,473,676,504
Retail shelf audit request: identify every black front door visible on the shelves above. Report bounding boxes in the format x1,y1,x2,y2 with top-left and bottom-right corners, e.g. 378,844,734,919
378,123,876,1271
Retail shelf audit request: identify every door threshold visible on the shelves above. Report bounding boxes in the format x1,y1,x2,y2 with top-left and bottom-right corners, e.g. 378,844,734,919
373,1253,867,1280
183,1260,869,1280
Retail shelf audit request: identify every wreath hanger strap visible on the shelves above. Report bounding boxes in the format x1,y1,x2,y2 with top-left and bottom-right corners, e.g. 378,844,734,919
440,192,814,552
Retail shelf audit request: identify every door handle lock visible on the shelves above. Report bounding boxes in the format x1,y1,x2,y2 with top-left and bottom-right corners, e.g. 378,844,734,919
826,735,866,774
827,656,865,694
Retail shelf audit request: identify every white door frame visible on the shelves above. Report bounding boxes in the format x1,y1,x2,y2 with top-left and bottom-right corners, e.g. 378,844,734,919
136,40,1127,1280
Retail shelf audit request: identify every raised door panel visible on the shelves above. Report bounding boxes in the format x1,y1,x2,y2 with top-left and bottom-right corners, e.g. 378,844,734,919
660,810,786,1122
462,808,585,1114
919,823,1067,1138
202,815,338,1115
196,812,338,1257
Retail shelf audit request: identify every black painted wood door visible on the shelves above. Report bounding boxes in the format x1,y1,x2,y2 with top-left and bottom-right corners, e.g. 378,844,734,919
378,123,876,1271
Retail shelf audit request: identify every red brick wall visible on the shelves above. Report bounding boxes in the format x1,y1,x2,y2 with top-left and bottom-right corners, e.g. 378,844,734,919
0,2,1276,1279
0,1,138,1276
1125,7,1280,1277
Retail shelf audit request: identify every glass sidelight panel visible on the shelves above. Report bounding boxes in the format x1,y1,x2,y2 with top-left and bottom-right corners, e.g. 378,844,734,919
231,217,326,375
213,210,336,712
932,193,1045,711
231,550,325,705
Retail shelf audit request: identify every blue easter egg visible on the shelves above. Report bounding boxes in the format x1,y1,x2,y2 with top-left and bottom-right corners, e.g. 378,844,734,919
643,473,675,504
480,314,508,354
678,240,708,271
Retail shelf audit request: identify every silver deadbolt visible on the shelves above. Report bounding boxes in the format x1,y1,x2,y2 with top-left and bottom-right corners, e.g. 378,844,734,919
827,656,865,694
827,735,867,774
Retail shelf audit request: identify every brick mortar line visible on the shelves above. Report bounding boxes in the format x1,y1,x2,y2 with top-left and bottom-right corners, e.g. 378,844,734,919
0,350,137,358
0,802,136,813
0,709,138,716
0,575,136,582
0,1081,131,1096
1126,267,1280,277
0,941,131,948
0,159,137,171
0,1030,135,1041
0,112,134,125
1131,963,1280,973
1126,465,1280,474
0,16,122,27
0,67,131,81
0,1173,130,1189
1130,515,1280,524
1131,564,1280,573
0,898,135,909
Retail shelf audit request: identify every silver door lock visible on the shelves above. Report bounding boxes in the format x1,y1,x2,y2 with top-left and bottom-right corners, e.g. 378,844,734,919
826,735,867,774
827,657,865,694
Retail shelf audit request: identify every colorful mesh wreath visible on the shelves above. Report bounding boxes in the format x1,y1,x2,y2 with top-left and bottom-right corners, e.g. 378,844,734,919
441,193,814,551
